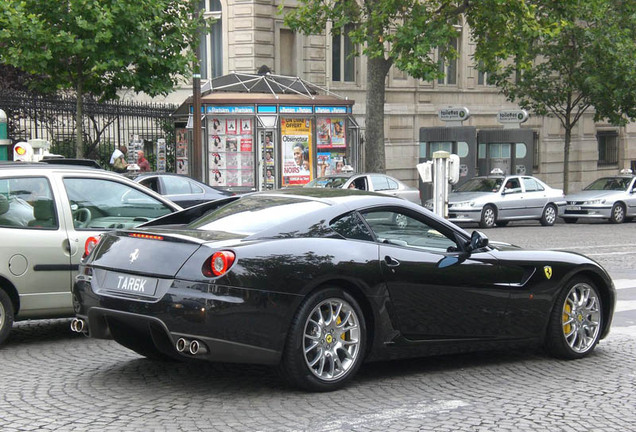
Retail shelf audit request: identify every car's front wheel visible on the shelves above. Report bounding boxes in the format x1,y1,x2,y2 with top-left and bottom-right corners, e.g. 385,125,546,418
545,277,602,359
540,204,558,226
610,203,626,224
280,288,366,391
0,289,15,345
479,205,497,228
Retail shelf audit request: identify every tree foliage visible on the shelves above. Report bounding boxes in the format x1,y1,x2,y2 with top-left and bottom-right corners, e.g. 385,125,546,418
281,0,562,173
470,0,636,192
0,0,202,158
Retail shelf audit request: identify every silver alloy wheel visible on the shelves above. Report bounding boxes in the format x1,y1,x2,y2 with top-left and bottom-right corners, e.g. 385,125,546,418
611,203,625,223
561,282,601,353
0,301,4,330
303,298,361,382
481,206,496,228
544,205,556,224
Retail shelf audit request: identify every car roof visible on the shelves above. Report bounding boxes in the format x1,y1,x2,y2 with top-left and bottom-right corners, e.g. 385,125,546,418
0,161,108,173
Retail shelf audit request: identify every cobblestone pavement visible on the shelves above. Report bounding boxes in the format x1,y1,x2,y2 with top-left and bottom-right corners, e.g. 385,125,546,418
1,222,635,432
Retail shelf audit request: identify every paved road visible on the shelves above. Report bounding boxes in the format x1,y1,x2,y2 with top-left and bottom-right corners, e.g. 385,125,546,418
1,221,635,432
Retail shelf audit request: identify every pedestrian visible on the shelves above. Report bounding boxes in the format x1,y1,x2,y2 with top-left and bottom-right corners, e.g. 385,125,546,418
136,150,150,172
110,145,128,173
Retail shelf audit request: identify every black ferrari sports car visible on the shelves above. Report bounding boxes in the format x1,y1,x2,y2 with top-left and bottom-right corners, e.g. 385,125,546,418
72,188,615,391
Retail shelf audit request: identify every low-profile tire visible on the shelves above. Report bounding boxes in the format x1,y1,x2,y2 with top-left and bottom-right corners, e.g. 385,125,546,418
610,203,626,224
0,289,15,346
495,221,509,227
540,204,558,226
279,287,366,392
479,205,497,228
563,218,578,224
545,277,602,359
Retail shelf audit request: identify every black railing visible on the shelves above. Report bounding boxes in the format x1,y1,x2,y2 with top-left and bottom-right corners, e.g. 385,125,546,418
1,90,177,169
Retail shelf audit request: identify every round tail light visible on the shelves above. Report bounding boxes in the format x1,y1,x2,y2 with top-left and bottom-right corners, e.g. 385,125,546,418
204,251,236,277
84,236,101,258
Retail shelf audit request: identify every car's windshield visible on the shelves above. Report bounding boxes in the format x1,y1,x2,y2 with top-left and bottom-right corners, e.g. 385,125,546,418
188,195,329,235
304,177,350,188
454,178,503,193
584,177,631,191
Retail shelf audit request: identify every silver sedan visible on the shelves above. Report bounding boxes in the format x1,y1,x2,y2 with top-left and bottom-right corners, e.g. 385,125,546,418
560,171,636,224
304,173,421,205
425,174,565,228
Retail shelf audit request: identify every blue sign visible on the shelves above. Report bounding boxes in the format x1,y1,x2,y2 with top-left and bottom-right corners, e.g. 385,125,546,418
257,105,277,113
205,106,255,114
314,106,348,114
280,106,313,114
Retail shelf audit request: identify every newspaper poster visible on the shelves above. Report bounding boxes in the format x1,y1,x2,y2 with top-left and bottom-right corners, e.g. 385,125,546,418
281,118,312,186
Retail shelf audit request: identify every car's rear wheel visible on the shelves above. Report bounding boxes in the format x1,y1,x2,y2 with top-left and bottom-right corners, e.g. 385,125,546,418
545,277,602,359
0,289,15,345
280,288,366,392
610,203,626,224
563,218,578,224
479,205,497,228
540,204,558,226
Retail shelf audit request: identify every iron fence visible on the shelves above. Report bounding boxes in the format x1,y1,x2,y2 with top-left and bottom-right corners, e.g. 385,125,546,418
0,90,177,169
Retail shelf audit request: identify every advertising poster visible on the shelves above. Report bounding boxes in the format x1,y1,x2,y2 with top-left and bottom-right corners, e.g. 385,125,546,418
176,128,188,175
240,119,252,135
281,118,312,186
226,119,237,135
316,118,346,148
207,115,255,188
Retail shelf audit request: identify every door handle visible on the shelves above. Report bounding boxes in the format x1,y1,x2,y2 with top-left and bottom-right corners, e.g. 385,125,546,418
384,256,400,267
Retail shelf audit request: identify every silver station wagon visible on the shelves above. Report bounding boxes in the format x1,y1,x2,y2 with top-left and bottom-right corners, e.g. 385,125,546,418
560,169,636,224
0,162,181,344
426,171,565,228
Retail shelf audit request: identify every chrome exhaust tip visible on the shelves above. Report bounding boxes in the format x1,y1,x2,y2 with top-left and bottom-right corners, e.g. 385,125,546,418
189,340,200,355
70,318,85,333
176,338,189,353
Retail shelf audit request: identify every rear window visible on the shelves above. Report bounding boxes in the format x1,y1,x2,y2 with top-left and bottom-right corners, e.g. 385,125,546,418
188,195,329,235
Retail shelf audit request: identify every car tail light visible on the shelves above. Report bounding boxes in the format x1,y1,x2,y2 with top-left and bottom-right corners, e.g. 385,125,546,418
84,236,101,258
203,251,236,277
129,233,164,241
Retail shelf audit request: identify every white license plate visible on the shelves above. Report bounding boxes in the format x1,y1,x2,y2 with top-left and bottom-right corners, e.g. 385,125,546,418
104,272,158,296
566,205,581,211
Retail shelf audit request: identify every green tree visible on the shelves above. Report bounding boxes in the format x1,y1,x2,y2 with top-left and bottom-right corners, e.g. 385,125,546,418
0,0,202,158
474,0,636,192
281,0,559,173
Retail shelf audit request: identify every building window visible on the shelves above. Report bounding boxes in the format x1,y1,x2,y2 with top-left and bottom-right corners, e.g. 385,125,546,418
332,24,355,82
199,0,223,80
477,61,492,86
437,38,458,85
597,131,619,166
279,29,296,76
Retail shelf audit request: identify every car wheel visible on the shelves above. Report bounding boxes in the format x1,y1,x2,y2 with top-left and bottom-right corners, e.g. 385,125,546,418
610,203,626,224
495,221,509,227
563,218,578,224
0,289,15,345
280,288,366,392
540,204,557,226
479,205,497,228
545,277,602,359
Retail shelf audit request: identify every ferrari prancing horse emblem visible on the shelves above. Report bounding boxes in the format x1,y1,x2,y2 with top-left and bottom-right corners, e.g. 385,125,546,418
544,266,553,280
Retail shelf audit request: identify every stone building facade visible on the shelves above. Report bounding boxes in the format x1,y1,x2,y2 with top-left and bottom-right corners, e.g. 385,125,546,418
156,0,636,193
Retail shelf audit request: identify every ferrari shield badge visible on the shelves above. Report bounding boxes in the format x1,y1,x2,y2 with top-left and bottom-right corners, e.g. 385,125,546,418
544,266,553,280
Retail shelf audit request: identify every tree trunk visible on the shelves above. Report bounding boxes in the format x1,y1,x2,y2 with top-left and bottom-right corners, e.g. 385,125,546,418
75,80,84,159
563,122,571,194
364,56,392,173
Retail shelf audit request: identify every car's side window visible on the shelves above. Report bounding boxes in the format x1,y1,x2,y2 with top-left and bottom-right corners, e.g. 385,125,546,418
0,177,57,229
63,178,173,230
360,210,458,252
386,177,399,190
522,178,543,192
504,178,521,193
163,176,193,195
370,175,391,191
139,177,160,193
330,212,374,242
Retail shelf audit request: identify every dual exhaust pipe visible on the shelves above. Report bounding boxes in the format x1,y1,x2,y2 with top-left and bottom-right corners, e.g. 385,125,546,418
176,337,208,355
70,318,87,334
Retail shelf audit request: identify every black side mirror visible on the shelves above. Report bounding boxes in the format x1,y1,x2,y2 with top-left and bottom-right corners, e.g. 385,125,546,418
467,230,489,252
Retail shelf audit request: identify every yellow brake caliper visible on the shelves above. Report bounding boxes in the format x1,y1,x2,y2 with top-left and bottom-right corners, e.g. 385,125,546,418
337,316,346,340
563,303,572,334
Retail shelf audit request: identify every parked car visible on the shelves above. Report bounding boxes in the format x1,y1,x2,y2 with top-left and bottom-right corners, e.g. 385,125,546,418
0,162,182,345
134,172,234,208
304,173,421,204
560,169,636,224
72,188,614,391
425,172,566,228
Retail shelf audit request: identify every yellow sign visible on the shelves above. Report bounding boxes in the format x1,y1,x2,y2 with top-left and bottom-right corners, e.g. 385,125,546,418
544,266,552,280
